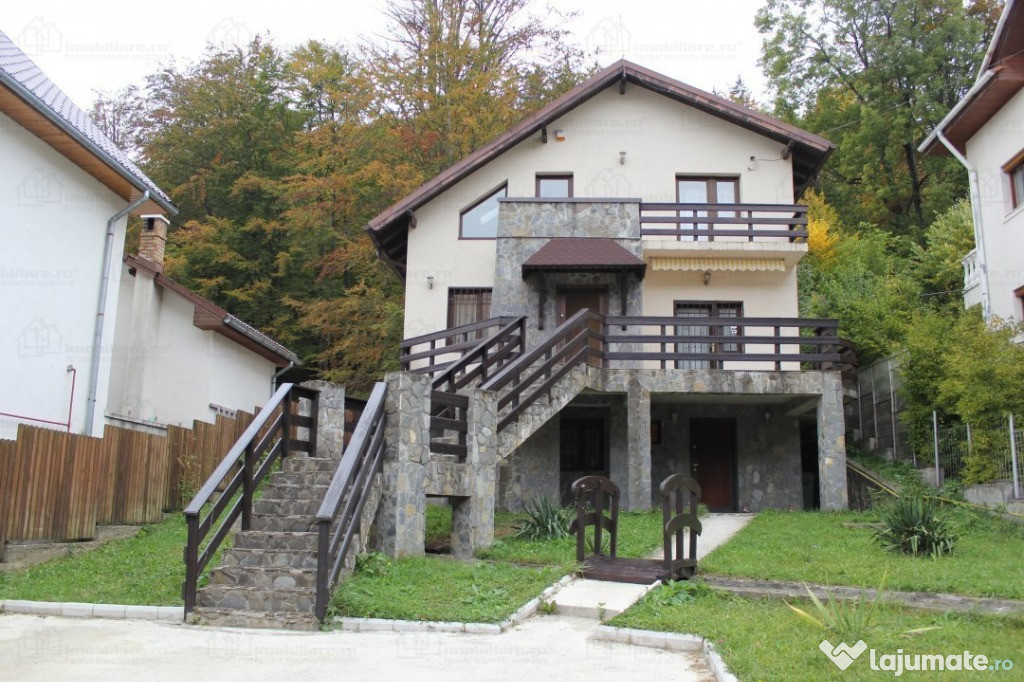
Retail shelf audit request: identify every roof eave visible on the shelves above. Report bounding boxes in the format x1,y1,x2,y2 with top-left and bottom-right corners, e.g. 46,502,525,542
0,74,178,215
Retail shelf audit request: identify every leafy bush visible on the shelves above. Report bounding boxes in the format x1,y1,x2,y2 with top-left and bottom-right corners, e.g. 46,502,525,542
649,580,708,609
874,497,957,558
514,497,574,540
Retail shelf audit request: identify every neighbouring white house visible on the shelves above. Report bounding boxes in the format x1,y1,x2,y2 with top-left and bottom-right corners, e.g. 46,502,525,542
0,29,298,440
920,0,1024,324
370,60,852,514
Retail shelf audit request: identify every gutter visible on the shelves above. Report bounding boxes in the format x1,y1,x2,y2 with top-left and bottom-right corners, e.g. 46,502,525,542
84,191,150,435
0,73,177,215
935,131,991,321
918,70,996,155
224,315,301,366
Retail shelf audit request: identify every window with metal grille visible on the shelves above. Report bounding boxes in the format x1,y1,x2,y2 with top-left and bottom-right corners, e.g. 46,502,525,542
447,288,492,329
673,301,743,369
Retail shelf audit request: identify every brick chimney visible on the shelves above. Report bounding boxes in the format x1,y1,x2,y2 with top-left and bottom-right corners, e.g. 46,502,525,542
138,214,170,270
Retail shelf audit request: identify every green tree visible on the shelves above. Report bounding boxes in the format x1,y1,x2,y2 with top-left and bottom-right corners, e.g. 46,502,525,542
912,198,975,303
757,0,998,240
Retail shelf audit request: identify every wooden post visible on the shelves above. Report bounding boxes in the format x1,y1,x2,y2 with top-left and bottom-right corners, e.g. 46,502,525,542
242,441,254,531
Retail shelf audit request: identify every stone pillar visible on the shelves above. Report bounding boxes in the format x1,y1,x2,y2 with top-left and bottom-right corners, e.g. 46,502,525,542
451,388,498,558
817,372,849,510
301,380,344,460
625,377,652,511
378,372,430,557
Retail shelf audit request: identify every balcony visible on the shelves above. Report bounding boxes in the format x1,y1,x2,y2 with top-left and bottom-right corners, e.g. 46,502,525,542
640,202,809,270
962,248,982,309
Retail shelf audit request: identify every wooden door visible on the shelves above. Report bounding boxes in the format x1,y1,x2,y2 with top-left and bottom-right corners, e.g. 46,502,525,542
556,287,607,368
690,418,737,512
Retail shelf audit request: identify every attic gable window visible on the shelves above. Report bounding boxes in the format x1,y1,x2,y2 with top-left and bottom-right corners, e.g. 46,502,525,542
459,182,508,239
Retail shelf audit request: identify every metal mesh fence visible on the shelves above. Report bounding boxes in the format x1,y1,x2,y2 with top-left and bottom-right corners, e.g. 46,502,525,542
934,419,1017,482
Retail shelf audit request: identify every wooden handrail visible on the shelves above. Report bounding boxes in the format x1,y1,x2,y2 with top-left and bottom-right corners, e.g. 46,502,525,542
639,202,808,241
182,382,319,617
314,381,387,621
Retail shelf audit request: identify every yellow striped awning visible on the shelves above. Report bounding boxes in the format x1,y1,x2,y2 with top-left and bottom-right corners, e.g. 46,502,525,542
649,257,787,272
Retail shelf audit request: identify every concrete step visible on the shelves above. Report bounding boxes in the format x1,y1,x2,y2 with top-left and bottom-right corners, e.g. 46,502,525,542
197,584,315,614
220,547,318,570
232,531,318,552
281,457,340,474
193,607,319,630
208,565,318,589
253,498,320,517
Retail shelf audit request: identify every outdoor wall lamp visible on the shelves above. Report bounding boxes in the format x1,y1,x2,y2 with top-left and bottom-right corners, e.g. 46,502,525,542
703,270,711,286
619,151,627,165
427,276,434,289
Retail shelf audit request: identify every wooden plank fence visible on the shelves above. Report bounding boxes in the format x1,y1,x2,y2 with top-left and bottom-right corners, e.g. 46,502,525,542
0,407,266,547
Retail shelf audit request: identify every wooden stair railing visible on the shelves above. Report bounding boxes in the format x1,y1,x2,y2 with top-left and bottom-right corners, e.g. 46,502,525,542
314,381,387,622
182,382,319,617
428,316,526,458
400,316,522,379
481,309,604,431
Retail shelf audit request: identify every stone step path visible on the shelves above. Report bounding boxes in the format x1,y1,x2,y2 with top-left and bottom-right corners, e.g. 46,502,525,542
195,455,368,629
552,513,754,619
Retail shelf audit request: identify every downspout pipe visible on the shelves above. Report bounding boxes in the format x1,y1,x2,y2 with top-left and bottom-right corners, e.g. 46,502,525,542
272,360,296,396
84,190,150,436
935,131,991,321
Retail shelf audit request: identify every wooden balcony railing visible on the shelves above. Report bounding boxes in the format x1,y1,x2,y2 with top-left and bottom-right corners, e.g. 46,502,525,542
639,203,808,242
400,316,522,378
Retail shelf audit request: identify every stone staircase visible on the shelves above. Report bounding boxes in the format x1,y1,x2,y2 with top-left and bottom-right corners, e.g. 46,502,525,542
497,363,591,459
194,455,380,629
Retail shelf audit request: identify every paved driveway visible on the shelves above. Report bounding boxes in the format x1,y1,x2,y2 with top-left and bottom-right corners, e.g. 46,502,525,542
0,613,714,682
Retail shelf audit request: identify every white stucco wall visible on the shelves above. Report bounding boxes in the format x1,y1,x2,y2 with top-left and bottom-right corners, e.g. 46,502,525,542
107,265,277,428
0,110,129,439
403,86,798,337
965,86,1024,324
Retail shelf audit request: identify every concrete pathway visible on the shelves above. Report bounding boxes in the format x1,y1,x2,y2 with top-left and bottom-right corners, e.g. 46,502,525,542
554,513,754,619
0,514,753,681
0,612,714,681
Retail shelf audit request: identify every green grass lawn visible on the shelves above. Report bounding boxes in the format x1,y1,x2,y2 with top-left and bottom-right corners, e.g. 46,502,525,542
701,509,1024,599
0,514,193,605
330,554,564,622
612,587,1024,681
477,509,664,565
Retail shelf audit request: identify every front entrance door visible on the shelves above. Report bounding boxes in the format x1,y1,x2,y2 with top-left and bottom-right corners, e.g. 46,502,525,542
556,287,607,367
690,418,737,512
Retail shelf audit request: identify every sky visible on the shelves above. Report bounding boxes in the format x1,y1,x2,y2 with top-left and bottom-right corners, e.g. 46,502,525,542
3,0,770,110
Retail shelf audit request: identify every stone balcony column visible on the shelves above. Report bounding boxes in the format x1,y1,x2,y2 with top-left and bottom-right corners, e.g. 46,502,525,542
378,372,430,557
817,372,849,510
625,375,652,510
451,388,498,558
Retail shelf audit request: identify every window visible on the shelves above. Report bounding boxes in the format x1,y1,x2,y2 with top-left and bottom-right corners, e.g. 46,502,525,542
460,183,507,239
676,176,739,241
1010,161,1024,210
674,301,743,369
447,288,492,329
536,174,573,198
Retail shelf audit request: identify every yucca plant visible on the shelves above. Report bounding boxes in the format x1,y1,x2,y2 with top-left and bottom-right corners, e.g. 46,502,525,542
514,497,574,540
874,496,957,558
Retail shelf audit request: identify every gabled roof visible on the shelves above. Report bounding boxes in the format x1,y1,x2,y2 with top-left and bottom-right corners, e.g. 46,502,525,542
521,238,646,277
125,255,299,367
367,59,835,276
920,0,1024,156
0,30,177,215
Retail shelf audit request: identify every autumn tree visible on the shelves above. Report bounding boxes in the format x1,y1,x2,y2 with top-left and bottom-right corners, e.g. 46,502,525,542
757,0,1000,240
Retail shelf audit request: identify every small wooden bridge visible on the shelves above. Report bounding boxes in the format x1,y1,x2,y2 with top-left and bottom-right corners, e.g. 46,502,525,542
570,474,702,584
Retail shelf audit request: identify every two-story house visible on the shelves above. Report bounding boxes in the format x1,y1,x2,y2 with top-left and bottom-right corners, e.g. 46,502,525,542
920,0,1024,324
368,60,848,533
